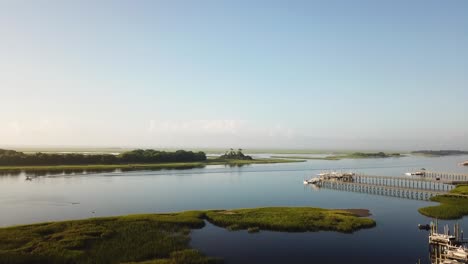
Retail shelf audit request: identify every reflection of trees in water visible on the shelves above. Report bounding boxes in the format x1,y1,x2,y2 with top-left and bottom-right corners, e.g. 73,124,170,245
226,163,250,168
0,165,209,178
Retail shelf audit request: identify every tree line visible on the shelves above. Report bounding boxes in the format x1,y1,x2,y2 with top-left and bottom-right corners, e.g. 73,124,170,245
0,149,206,166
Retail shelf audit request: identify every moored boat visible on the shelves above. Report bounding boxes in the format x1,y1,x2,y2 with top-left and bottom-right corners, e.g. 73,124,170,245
303,177,321,184
405,171,425,176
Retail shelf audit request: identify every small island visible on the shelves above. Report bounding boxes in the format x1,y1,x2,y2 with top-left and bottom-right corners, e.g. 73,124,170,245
0,207,375,264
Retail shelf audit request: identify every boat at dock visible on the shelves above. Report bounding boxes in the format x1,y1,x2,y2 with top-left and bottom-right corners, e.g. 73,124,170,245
303,177,321,185
304,171,355,184
405,171,426,176
317,171,355,177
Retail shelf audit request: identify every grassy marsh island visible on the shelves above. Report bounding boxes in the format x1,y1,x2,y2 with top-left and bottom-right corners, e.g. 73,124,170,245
412,150,468,157
418,185,468,219
0,211,218,264
272,152,401,161
0,148,303,174
0,207,375,264
204,207,375,233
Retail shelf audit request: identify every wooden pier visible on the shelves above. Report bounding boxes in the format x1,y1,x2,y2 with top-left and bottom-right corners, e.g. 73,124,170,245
315,180,444,201
429,221,468,264
424,171,468,182
353,174,457,191
307,171,468,201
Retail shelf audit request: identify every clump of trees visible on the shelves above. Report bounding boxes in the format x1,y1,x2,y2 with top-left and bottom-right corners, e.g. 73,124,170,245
351,152,399,158
0,149,206,166
220,148,252,160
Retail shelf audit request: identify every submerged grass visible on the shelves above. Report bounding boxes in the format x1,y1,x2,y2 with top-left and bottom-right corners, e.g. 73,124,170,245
0,207,375,263
418,185,468,219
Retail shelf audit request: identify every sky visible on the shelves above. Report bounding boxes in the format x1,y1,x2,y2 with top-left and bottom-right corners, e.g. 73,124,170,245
0,0,467,150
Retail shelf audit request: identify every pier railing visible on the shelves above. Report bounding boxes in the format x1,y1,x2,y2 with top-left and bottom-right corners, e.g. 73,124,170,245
315,180,444,201
353,174,456,192
308,171,468,201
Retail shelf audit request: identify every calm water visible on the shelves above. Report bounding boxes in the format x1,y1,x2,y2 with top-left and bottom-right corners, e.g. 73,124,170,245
1,154,468,263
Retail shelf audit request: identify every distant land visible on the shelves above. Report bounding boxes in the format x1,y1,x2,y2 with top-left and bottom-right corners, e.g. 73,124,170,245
411,150,468,156
0,148,302,174
0,146,411,155
273,152,402,161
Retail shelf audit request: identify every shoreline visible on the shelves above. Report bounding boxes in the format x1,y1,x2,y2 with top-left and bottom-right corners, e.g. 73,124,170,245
0,158,304,174
271,153,403,161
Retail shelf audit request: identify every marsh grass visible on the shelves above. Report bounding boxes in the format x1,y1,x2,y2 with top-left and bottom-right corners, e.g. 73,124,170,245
449,185,468,195
418,185,468,219
0,211,219,264
0,208,375,263
205,207,376,233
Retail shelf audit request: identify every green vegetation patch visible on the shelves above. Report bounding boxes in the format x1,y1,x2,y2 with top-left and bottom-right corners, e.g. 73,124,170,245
205,207,376,233
0,211,218,264
122,249,220,264
450,185,468,195
0,207,375,263
418,185,468,219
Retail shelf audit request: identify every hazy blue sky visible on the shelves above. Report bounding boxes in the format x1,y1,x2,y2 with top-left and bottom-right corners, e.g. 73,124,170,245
1,0,467,150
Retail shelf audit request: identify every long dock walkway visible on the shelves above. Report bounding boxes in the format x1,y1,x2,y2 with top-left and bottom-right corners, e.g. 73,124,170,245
315,180,445,201
424,171,468,182
353,174,457,191
306,171,468,201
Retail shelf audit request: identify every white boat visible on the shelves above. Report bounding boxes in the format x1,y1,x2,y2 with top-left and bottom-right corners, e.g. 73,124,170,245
446,247,468,260
303,177,321,184
405,171,425,176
